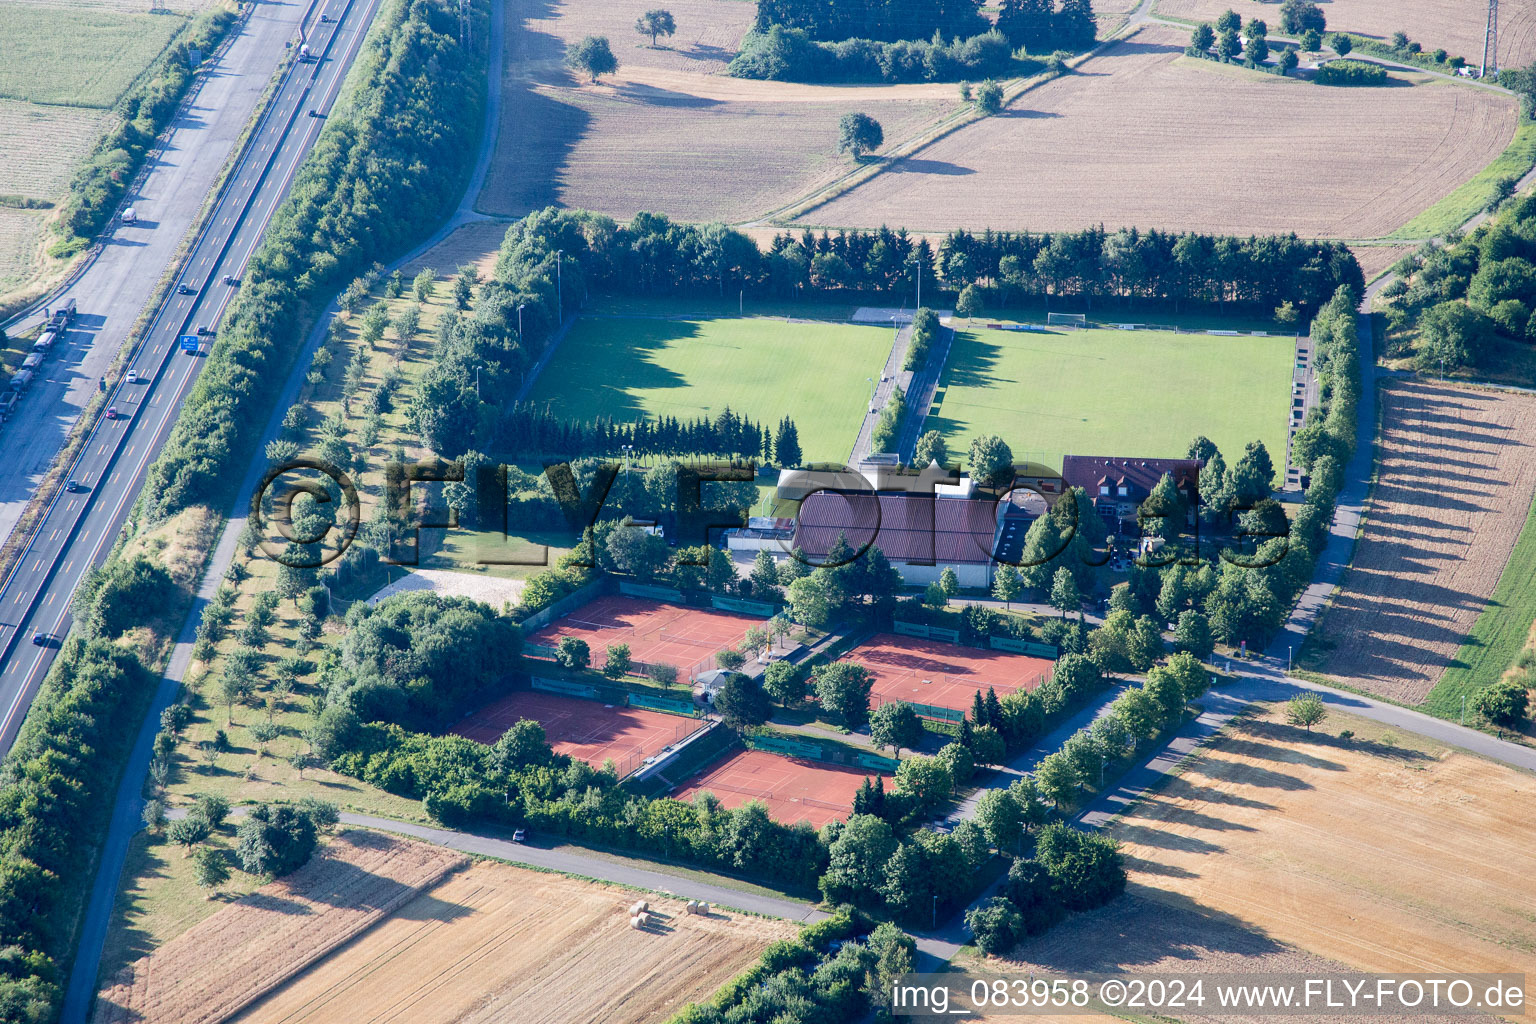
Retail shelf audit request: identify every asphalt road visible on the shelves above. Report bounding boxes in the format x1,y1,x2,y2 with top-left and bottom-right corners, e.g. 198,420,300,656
0,0,312,547
0,0,385,755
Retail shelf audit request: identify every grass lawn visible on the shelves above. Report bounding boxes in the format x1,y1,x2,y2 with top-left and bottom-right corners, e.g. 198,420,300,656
1423,497,1536,719
925,327,1294,478
0,6,185,108
527,315,895,462
1391,122,1536,240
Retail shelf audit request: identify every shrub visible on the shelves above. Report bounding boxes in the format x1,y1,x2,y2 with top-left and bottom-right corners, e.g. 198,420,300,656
1314,58,1385,85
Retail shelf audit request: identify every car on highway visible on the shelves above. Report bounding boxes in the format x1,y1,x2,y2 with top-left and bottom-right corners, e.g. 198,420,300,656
308,109,324,118
177,283,196,295
126,371,139,384
65,480,83,493
222,275,240,286
30,632,49,647
105,406,121,420
196,324,214,336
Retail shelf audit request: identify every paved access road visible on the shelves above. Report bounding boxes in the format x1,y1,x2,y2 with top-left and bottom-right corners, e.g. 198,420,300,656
0,0,313,547
0,0,386,754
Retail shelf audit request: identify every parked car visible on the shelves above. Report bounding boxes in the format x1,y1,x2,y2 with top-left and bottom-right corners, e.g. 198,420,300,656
512,829,527,843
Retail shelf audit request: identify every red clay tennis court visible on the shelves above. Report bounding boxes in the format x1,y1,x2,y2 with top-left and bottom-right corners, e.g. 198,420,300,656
671,748,878,829
846,632,1054,718
453,690,702,777
528,594,759,677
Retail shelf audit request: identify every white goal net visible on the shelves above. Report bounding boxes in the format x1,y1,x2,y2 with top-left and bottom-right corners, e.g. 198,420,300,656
1046,312,1087,327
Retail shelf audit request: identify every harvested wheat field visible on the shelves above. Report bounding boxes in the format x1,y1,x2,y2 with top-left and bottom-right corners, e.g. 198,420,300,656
1103,708,1536,1009
802,26,1515,238
518,0,754,76
969,893,1419,1024
92,831,467,1024
1310,381,1536,703
1350,243,1416,283
480,0,953,221
1155,0,1536,69
231,859,796,1024
399,220,508,282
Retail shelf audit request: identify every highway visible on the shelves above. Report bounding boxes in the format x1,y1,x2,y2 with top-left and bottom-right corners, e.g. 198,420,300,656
0,0,311,547
0,0,386,753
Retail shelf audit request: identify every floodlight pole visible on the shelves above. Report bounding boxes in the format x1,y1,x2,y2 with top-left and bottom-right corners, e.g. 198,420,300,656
555,250,563,321
1461,693,1467,725
1287,645,1292,672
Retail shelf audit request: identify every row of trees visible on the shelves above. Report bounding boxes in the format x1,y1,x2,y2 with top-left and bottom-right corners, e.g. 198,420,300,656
730,25,1026,84
966,825,1124,952
1385,192,1536,371
142,0,486,520
753,0,992,43
494,405,800,463
922,225,1363,311
675,909,916,1023
55,6,238,252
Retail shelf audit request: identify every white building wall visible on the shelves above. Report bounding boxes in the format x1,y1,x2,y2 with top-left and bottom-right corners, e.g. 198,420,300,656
893,561,990,589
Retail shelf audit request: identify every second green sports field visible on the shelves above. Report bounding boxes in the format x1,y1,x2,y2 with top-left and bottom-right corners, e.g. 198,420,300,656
526,316,893,461
925,327,1294,477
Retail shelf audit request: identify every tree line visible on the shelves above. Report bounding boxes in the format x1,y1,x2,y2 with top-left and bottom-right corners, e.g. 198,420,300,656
730,25,1026,84
494,405,801,463
753,0,992,44
142,0,486,521
54,5,237,254
1384,191,1536,372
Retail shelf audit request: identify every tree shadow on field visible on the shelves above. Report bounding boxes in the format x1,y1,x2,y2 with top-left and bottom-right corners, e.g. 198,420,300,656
532,319,699,423
1151,774,1279,810
483,82,591,216
999,889,1292,972
1121,797,1260,835
1181,758,1312,791
613,81,724,109
1112,821,1227,855
1117,851,1201,880
391,890,477,923
994,109,1062,119
889,158,977,176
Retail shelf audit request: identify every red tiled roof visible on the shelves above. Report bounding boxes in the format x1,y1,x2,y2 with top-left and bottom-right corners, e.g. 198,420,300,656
1063,456,1202,501
793,491,997,565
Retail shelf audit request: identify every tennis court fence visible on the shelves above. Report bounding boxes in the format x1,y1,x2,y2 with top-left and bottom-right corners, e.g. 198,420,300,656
690,777,851,816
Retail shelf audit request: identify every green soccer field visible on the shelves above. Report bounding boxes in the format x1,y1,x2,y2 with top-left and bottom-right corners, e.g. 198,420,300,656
527,315,895,461
925,328,1295,480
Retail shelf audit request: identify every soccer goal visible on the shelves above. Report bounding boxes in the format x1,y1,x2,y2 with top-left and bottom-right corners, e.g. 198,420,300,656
1046,312,1087,328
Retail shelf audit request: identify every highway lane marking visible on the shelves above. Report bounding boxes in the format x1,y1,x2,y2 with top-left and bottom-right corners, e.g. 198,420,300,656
0,0,381,744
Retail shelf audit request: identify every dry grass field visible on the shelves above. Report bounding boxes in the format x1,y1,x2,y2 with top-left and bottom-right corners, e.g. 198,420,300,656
1155,0,1536,68
1350,243,1416,283
8,0,209,12
1309,381,1536,704
93,831,467,1024
231,858,796,1024
0,98,111,201
1110,709,1536,999
477,0,954,222
0,208,49,293
801,26,1515,239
